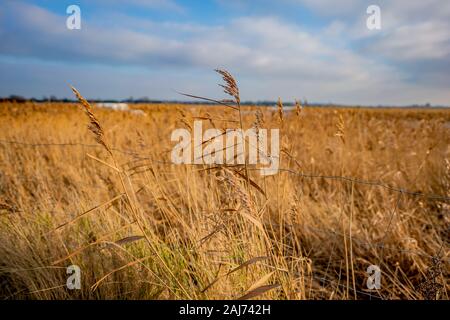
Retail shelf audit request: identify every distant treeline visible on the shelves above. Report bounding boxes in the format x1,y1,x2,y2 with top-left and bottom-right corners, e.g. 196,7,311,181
0,95,302,106
0,95,447,108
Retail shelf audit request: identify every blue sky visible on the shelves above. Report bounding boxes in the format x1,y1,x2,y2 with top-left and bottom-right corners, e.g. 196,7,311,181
0,0,449,105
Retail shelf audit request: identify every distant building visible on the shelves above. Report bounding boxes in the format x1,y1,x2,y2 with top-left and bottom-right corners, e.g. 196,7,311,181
96,102,129,111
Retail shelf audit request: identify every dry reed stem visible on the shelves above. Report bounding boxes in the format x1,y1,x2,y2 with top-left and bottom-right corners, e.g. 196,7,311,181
70,86,112,155
335,114,345,144
277,97,284,123
215,69,240,104
295,99,302,118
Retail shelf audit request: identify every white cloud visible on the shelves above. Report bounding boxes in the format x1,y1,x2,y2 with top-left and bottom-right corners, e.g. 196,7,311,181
97,0,185,12
291,0,365,16
1,1,449,105
375,21,450,60
297,0,450,62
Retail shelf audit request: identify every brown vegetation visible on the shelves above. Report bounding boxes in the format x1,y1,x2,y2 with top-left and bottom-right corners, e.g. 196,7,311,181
0,76,448,299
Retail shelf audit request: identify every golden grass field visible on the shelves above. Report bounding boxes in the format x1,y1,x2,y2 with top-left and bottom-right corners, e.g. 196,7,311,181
0,87,449,299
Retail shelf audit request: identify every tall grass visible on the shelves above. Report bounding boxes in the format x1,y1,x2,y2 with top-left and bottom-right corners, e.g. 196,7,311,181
0,73,448,300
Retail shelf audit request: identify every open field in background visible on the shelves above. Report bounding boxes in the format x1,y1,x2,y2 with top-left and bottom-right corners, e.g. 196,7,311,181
0,100,448,299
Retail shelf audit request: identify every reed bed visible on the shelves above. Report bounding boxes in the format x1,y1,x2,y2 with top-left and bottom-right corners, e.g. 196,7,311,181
0,73,448,300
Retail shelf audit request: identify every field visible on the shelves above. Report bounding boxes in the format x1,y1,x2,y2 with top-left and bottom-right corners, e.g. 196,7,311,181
0,90,449,299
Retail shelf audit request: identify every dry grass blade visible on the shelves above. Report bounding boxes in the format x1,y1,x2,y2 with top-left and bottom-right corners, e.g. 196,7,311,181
245,271,275,293
233,170,267,198
193,116,239,123
115,235,145,246
51,242,98,265
197,225,224,247
201,256,268,293
176,91,238,110
51,193,124,232
227,256,268,275
51,222,136,265
239,210,265,233
215,69,240,104
277,97,284,123
295,99,302,117
335,114,345,144
200,277,221,293
86,153,121,172
253,109,264,144
91,255,152,292
192,116,211,120
238,284,280,300
281,149,302,169
70,85,112,155
201,130,227,146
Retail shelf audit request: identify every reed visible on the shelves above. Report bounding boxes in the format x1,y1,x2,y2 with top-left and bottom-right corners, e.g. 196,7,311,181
0,74,448,300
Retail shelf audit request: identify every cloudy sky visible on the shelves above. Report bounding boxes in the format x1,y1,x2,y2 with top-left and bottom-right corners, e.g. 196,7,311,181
0,0,449,105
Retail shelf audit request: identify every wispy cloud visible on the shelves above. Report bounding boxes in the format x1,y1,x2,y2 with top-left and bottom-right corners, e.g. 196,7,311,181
97,0,185,12
0,0,449,105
